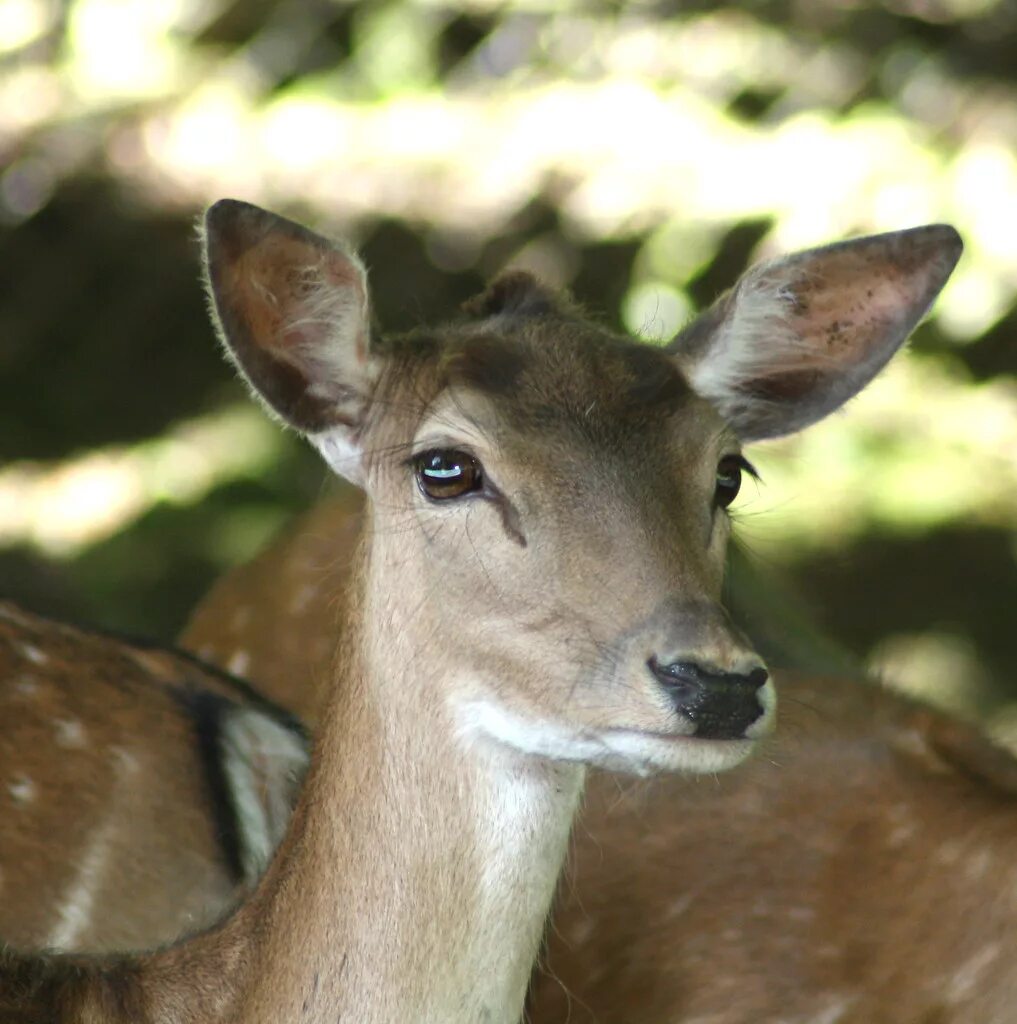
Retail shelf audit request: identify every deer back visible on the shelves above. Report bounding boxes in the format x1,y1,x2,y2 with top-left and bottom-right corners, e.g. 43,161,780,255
0,602,306,952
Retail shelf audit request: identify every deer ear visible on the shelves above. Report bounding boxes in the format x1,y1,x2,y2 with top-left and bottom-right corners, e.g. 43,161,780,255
203,199,379,484
668,225,962,441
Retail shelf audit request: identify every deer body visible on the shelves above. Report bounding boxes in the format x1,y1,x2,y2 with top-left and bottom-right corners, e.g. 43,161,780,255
8,667,1017,1022
0,600,305,953
0,202,959,1021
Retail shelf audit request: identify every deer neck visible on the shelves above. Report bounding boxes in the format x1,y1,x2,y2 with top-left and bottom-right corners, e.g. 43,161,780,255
225,539,585,1024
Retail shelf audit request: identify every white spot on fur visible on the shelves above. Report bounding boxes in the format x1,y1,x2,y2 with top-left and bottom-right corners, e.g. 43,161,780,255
567,918,595,946
55,718,87,749
750,897,772,919
788,906,815,922
8,774,35,803
290,584,317,614
668,893,695,918
20,643,48,665
965,848,992,881
13,675,38,697
228,650,251,677
44,807,117,949
44,738,150,949
886,802,917,848
887,822,916,847
935,840,963,866
947,943,1000,1003
109,745,139,775
810,996,858,1024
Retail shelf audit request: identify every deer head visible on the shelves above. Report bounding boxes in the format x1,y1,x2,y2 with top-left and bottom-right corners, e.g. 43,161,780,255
203,201,960,778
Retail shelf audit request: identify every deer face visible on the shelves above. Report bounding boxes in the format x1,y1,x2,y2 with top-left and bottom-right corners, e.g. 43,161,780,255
203,201,961,777
356,317,768,774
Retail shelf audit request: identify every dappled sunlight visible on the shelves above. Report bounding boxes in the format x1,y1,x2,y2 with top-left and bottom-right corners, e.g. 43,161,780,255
0,406,283,556
869,630,997,721
0,0,50,53
743,358,1017,555
621,281,692,343
0,7,1012,344
66,0,190,102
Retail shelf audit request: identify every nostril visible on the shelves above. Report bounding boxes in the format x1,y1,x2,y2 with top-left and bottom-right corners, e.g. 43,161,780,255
648,658,767,692
746,666,769,690
647,657,702,700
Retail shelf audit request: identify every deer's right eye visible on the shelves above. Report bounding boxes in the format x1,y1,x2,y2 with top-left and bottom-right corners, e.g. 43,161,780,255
415,450,484,501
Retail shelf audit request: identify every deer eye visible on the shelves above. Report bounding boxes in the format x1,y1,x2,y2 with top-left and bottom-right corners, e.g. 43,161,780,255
415,450,483,501
714,455,755,510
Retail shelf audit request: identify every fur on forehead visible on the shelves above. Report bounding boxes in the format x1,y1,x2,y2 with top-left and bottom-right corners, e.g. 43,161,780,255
373,272,697,430
460,270,568,322
428,319,695,432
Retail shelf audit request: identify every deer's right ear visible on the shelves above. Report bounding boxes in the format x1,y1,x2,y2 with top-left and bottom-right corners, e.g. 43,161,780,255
203,199,379,484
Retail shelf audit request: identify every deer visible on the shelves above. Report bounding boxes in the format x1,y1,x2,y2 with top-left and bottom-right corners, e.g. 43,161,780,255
0,199,960,1023
0,599,307,953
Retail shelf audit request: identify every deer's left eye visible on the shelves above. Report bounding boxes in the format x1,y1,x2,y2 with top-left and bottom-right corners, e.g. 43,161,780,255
714,455,756,510
415,450,483,501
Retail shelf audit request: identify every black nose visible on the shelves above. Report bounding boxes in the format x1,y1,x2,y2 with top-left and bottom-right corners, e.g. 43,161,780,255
648,658,769,739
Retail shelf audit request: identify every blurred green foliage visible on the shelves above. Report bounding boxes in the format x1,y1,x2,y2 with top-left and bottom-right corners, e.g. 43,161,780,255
0,0,1014,725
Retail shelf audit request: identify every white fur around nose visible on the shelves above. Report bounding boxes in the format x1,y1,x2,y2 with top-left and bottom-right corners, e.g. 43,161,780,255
746,677,777,739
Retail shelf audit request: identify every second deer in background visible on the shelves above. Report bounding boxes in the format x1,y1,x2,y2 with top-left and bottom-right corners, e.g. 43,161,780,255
0,600,306,952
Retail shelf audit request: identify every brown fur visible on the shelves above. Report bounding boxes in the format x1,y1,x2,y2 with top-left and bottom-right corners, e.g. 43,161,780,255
0,602,303,953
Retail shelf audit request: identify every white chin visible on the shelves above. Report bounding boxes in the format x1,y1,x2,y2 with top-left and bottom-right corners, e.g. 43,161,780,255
589,731,758,777
456,699,758,777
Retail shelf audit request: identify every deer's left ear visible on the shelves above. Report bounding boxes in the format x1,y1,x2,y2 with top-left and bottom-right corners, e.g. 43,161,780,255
203,199,379,484
668,225,962,441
